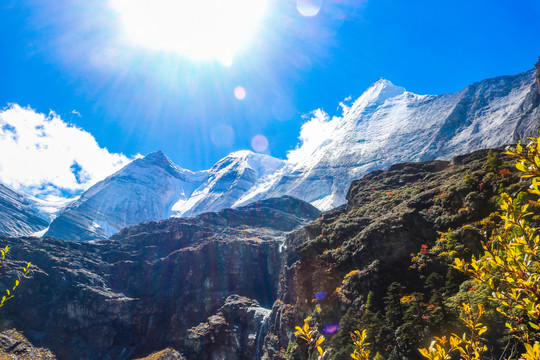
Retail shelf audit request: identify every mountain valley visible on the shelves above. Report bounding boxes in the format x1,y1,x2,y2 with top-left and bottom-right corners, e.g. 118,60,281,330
0,59,538,360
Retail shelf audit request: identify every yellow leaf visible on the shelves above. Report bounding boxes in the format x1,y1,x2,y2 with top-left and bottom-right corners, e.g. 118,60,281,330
418,348,430,358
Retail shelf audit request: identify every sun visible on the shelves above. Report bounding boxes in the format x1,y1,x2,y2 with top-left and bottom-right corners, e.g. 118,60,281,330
111,0,267,63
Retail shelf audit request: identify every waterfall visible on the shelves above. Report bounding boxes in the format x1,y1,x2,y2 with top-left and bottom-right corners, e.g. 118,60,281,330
255,311,271,360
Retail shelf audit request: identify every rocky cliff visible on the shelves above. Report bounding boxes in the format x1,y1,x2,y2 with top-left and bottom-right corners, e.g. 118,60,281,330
0,146,530,359
0,196,319,359
0,329,56,359
259,147,525,359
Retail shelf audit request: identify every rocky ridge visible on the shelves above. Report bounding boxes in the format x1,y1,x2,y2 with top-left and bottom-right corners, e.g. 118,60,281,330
0,196,319,359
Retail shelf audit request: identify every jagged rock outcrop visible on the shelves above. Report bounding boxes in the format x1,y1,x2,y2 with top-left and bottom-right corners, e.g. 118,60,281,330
184,295,271,360
0,329,56,359
0,196,319,360
0,145,530,359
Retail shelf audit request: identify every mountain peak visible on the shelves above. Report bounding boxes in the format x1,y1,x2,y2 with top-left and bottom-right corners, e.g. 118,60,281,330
143,150,166,161
140,150,175,168
362,78,407,104
372,77,393,86
227,150,255,159
132,150,188,179
227,150,280,160
215,150,285,171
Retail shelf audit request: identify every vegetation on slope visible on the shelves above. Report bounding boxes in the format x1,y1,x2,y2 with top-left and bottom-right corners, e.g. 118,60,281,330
284,145,540,360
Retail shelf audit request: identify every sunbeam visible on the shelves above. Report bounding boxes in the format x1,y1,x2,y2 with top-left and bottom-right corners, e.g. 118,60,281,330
111,0,268,63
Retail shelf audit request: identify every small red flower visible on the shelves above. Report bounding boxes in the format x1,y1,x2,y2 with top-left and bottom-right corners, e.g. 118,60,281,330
499,168,510,178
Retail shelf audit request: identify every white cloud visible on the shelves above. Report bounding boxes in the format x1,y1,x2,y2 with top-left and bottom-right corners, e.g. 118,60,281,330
338,95,353,113
0,104,133,199
287,109,340,164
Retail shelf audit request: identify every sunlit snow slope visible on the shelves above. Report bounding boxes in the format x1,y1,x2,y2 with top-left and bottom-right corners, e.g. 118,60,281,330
239,68,539,209
0,183,50,236
44,151,205,240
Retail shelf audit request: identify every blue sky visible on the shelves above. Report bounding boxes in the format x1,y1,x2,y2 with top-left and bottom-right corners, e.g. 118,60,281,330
1,0,539,178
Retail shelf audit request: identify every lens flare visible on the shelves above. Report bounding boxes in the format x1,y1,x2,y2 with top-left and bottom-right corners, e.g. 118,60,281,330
251,134,268,152
234,86,247,100
297,0,322,17
111,0,267,60
314,291,327,300
322,323,340,334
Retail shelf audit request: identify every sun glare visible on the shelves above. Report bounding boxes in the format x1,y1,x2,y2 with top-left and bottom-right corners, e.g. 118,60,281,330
111,0,267,62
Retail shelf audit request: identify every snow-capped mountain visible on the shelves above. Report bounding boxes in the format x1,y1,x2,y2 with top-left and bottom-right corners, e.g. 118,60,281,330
237,66,539,209
172,150,285,217
23,59,540,240
44,151,205,240
44,150,285,240
0,183,49,237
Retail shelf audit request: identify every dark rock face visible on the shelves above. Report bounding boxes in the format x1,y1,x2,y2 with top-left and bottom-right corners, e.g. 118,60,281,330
185,295,271,360
0,329,56,359
260,148,525,358
0,196,320,360
513,58,540,140
535,56,540,99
